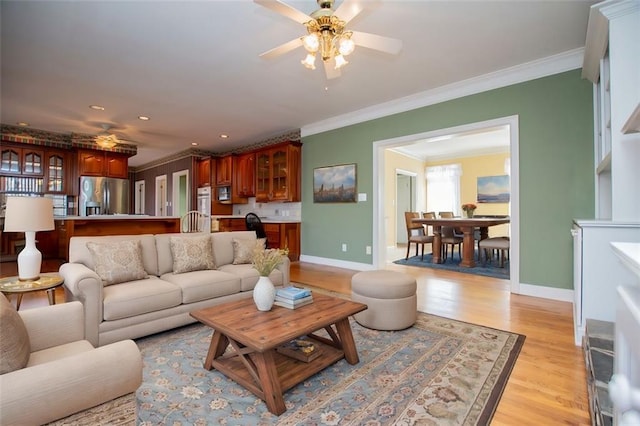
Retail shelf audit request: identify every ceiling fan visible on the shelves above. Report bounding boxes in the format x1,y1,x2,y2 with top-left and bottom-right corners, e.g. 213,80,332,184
94,124,121,149
255,0,402,79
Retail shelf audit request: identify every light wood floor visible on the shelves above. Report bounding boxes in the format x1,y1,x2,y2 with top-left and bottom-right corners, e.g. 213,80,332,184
2,259,590,425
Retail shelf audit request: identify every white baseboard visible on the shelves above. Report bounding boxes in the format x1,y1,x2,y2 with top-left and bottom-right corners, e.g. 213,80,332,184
299,255,377,272
517,282,574,303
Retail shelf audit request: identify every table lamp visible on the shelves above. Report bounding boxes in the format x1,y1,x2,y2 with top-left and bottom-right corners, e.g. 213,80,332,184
3,196,55,281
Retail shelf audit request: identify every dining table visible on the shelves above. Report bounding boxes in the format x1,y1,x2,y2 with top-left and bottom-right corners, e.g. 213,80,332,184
412,216,510,268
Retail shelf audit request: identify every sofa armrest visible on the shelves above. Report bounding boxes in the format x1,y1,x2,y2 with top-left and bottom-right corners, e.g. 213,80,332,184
277,255,290,286
0,340,142,426
58,262,103,347
19,301,84,352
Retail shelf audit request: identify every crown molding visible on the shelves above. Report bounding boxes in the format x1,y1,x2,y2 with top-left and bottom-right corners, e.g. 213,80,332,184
301,48,584,138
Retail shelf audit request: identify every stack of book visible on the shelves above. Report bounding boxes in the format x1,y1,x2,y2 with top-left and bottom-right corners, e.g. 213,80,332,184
276,338,321,362
274,286,313,309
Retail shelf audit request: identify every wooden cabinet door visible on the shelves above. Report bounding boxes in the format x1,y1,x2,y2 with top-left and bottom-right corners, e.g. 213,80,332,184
197,157,212,187
255,150,271,202
106,153,128,178
0,148,21,174
21,148,44,176
45,150,66,193
78,150,105,176
216,155,232,185
233,152,255,198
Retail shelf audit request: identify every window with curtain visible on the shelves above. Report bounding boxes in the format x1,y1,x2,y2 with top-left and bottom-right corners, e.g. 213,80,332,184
426,164,462,216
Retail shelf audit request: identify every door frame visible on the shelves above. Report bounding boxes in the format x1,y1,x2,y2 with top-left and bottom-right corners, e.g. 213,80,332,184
373,115,520,294
395,170,417,245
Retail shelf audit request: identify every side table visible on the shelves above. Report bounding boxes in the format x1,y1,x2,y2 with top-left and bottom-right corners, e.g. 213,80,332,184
0,272,64,310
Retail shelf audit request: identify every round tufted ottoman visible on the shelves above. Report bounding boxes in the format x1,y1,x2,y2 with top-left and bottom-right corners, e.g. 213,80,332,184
351,270,417,330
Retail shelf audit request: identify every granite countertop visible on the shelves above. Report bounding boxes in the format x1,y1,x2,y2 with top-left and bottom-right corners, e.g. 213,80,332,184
57,215,180,220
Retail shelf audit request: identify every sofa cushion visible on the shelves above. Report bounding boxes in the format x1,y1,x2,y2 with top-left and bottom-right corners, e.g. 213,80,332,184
212,231,257,267
27,340,94,367
0,294,30,374
232,237,266,265
102,277,182,321
87,240,148,286
68,234,158,277
161,270,242,303
155,233,213,276
170,235,216,273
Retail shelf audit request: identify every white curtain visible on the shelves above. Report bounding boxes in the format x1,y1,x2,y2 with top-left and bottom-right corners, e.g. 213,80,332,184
426,164,462,216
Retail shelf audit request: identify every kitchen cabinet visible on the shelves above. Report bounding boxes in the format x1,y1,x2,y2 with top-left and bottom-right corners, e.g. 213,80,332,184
78,150,128,178
0,145,44,176
255,141,301,203
45,150,70,193
0,144,73,195
233,152,255,198
216,218,248,232
196,157,212,187
216,155,232,185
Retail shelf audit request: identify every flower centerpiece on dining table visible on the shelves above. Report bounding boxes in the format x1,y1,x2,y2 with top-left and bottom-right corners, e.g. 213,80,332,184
461,203,477,218
251,240,289,311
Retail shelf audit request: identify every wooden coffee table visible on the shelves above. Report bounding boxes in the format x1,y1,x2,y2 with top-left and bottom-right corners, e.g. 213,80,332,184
190,292,367,415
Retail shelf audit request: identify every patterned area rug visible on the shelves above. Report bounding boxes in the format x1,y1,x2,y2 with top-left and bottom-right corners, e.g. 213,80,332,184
393,250,510,280
136,312,524,425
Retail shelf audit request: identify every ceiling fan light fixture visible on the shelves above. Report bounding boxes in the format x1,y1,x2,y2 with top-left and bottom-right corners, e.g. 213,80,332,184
95,134,118,149
338,33,355,56
301,53,317,69
302,33,319,52
334,54,348,69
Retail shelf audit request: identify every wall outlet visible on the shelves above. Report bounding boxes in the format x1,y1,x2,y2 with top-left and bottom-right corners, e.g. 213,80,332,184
341,243,347,252
366,246,372,255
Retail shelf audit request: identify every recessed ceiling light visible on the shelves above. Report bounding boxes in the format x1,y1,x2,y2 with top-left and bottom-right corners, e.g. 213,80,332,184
138,116,150,121
191,142,199,146
90,105,105,111
16,122,29,127
220,134,229,139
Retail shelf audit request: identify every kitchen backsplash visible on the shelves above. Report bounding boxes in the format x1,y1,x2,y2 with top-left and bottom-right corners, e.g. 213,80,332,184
234,198,301,219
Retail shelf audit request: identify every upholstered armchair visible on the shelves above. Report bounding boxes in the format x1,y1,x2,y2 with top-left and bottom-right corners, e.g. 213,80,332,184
0,295,142,425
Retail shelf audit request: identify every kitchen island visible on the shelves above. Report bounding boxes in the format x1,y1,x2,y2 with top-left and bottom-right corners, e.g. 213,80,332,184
213,215,301,261
56,215,181,260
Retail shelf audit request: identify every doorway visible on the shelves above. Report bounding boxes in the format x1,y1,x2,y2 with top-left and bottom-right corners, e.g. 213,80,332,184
172,170,189,218
373,115,520,294
134,180,145,214
396,171,416,245
155,175,167,216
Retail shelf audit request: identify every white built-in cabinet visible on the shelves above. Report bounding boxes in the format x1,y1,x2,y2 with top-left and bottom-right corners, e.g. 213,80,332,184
583,1,640,221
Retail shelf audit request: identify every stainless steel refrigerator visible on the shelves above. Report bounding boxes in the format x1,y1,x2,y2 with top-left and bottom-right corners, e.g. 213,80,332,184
79,176,130,216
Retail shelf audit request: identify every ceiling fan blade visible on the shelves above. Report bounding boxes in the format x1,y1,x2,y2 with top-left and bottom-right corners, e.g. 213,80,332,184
259,37,303,60
334,0,375,24
351,31,403,55
323,59,342,80
254,0,312,25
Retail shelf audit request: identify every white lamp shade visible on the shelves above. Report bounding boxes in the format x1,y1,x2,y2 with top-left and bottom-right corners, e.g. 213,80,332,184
3,196,55,232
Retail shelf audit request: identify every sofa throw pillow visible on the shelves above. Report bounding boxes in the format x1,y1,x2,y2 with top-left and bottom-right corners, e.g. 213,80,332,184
232,238,267,265
0,293,31,374
170,235,216,273
86,240,148,286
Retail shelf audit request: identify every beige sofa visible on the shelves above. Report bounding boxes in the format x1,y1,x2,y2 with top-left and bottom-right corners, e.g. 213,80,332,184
59,231,289,347
0,297,142,425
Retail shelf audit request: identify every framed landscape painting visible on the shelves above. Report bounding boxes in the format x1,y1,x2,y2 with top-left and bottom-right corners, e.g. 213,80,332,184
313,163,357,203
477,175,510,203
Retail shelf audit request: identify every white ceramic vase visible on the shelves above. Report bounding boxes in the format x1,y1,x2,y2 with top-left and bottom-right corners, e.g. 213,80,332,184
253,276,276,311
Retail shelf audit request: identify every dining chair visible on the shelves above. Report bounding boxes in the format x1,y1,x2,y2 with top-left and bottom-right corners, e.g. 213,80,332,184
245,213,268,245
404,212,433,261
479,236,510,267
441,225,463,261
180,210,207,233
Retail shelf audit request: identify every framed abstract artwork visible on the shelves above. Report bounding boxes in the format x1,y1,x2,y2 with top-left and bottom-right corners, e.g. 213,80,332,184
313,163,357,203
477,175,510,203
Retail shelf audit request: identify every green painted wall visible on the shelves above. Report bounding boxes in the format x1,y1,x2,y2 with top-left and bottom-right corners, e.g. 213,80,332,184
301,69,594,290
